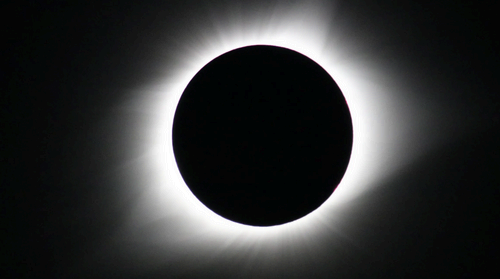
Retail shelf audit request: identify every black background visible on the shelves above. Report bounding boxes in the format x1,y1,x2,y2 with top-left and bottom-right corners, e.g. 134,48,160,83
4,0,499,278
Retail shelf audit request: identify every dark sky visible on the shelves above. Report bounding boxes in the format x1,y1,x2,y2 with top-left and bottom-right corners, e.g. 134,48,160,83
4,1,499,278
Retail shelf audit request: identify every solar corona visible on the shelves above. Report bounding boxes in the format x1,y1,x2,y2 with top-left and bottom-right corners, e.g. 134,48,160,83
126,0,427,254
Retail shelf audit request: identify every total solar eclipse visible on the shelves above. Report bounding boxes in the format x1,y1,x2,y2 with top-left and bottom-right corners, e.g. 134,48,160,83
172,45,352,226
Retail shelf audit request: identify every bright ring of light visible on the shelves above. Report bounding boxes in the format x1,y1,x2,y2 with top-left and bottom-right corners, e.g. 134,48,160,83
122,1,425,248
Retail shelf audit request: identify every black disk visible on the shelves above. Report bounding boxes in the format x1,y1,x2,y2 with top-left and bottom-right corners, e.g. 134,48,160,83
172,45,352,226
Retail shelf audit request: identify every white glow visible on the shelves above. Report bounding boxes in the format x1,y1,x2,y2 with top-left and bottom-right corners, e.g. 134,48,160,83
109,0,432,264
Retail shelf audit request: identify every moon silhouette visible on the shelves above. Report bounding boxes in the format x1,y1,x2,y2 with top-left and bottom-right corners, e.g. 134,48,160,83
172,45,352,226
